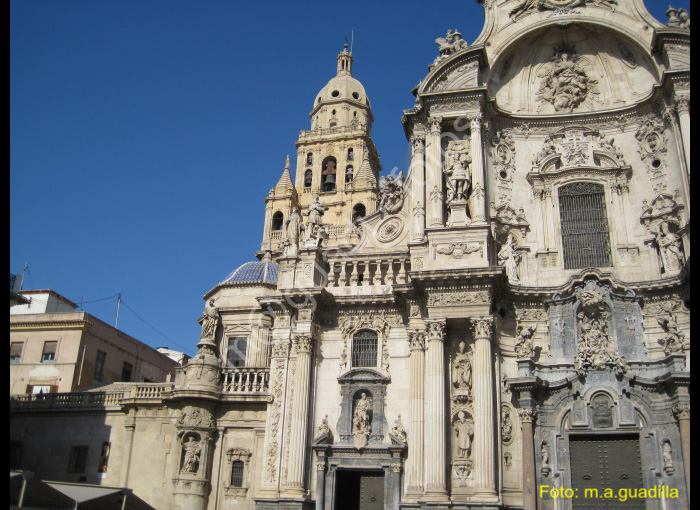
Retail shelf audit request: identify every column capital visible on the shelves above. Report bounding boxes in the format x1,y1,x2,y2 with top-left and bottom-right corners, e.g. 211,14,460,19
425,319,447,341
408,330,426,351
293,334,314,354
674,96,690,115
673,403,690,421
518,407,537,424
469,113,483,129
428,117,443,134
411,134,426,153
470,316,494,339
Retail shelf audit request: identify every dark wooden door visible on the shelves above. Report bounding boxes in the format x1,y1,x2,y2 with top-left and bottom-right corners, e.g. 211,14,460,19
570,434,645,509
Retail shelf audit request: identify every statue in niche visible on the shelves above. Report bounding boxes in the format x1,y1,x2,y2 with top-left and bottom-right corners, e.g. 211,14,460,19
451,340,472,396
498,232,521,284
199,299,219,341
282,207,304,256
352,392,372,449
537,45,599,113
653,221,684,274
657,315,685,355
541,442,551,476
444,141,472,204
181,437,202,474
514,323,537,359
453,411,474,459
662,441,674,475
502,408,514,444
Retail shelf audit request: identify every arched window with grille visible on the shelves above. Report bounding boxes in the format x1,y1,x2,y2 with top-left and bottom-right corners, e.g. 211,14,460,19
558,182,612,269
352,330,378,368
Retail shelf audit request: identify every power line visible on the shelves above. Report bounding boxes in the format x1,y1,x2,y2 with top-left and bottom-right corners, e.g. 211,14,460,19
119,298,196,356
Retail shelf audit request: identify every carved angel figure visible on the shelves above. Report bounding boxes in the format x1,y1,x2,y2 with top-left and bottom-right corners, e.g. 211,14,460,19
378,172,405,213
657,315,685,355
537,50,598,113
435,29,468,57
514,323,537,359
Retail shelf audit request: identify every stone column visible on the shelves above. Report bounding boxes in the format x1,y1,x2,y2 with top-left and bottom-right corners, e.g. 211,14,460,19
427,117,444,227
286,334,314,496
471,316,497,500
424,319,448,499
518,408,538,510
673,404,690,500
411,132,427,241
469,114,486,224
315,457,326,510
675,98,690,172
406,331,426,497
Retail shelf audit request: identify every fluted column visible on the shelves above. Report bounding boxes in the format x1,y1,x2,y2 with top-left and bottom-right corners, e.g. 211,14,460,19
406,331,426,497
427,117,444,227
471,316,497,500
424,319,447,499
673,404,690,501
469,114,486,224
286,334,314,496
411,131,427,241
675,98,690,173
518,408,538,510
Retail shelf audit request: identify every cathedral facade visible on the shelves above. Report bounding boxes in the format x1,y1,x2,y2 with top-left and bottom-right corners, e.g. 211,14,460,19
10,1,690,510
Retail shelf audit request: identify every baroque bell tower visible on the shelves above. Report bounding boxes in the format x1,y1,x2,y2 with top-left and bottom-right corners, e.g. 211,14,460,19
262,45,382,252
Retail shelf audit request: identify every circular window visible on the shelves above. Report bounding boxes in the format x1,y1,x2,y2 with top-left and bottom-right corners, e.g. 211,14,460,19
331,90,340,97
352,92,359,100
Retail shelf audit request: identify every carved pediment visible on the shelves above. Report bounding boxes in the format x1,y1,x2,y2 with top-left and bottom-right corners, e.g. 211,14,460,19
338,368,391,385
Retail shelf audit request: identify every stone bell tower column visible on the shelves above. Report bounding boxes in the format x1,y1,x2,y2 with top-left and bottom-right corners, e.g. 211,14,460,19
471,316,498,500
424,319,448,500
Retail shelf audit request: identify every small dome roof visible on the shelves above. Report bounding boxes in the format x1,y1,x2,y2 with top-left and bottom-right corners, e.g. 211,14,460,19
316,74,370,107
222,260,278,286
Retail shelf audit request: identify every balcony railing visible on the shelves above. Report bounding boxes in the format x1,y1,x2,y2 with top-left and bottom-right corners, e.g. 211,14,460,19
221,367,269,394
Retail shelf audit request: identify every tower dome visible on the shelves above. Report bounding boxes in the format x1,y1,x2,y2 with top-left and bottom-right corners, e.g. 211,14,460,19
312,45,371,112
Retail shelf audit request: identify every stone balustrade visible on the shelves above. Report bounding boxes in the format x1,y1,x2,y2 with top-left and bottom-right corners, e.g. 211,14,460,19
221,367,270,394
329,256,410,288
10,383,174,410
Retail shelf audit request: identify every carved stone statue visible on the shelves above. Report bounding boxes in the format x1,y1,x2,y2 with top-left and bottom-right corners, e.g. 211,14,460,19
303,193,325,244
435,29,468,58
314,414,332,442
654,221,684,274
498,233,521,284
352,392,372,448
378,172,405,213
181,437,201,474
444,141,472,203
533,135,557,167
199,299,219,341
537,47,599,113
453,411,474,458
667,6,690,29
657,315,685,355
514,323,537,359
502,408,513,444
282,207,304,256
390,415,407,443
541,442,549,468
662,441,674,474
451,341,472,396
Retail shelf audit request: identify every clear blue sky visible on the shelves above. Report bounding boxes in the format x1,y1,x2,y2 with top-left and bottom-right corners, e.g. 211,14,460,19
10,1,680,356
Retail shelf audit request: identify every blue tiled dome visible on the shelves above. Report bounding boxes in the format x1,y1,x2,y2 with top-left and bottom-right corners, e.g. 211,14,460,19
222,260,278,285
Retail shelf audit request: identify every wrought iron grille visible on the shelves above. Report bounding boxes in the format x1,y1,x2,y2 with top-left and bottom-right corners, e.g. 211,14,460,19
352,330,378,368
231,461,244,487
559,182,612,269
